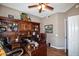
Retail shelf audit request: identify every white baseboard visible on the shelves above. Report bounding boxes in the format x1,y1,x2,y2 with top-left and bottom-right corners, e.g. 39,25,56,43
51,45,65,49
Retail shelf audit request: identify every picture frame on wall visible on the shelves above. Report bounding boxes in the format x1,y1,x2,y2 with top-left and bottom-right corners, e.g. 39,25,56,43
44,24,53,33
8,14,14,19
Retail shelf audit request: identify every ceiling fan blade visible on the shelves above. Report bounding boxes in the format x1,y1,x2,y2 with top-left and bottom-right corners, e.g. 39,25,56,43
28,5,38,8
45,5,54,10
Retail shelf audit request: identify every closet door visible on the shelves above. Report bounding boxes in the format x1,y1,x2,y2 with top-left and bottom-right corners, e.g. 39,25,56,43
68,15,79,56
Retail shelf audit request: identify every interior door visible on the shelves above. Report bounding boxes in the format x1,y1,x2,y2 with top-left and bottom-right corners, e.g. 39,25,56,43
68,15,79,56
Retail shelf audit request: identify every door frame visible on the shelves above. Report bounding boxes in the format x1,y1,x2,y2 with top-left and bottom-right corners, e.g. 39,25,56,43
64,18,68,56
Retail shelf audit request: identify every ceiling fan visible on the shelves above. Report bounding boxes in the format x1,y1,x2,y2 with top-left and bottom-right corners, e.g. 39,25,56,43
28,3,54,13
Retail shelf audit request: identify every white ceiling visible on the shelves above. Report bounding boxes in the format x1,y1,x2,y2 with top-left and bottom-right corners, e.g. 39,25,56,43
1,3,75,18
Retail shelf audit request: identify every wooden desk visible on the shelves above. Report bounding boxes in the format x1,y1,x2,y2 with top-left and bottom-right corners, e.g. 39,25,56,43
24,43,47,56
11,42,20,49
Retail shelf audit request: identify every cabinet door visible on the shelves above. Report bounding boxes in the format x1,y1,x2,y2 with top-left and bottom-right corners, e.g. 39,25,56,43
18,22,26,31
32,23,40,32
27,23,32,31
18,22,32,31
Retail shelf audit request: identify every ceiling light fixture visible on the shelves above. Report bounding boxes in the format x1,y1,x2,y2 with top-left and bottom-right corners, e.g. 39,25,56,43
28,3,54,13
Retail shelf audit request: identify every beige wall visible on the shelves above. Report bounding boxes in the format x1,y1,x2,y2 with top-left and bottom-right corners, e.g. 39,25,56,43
0,5,21,19
41,13,66,49
0,5,40,23
40,14,56,46
55,13,66,49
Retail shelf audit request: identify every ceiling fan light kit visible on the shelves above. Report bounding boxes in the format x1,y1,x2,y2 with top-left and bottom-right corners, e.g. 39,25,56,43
38,4,45,10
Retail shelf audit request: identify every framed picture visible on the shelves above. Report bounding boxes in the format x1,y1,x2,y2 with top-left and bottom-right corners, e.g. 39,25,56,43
44,24,53,33
8,14,14,19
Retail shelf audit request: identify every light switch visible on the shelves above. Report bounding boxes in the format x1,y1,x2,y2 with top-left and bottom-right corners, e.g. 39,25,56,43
56,34,58,37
